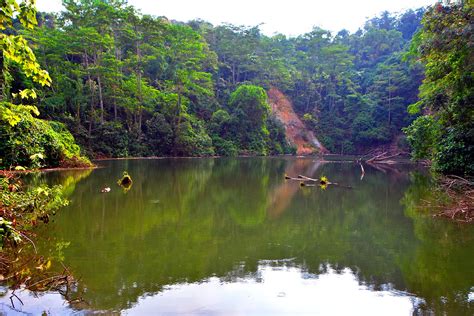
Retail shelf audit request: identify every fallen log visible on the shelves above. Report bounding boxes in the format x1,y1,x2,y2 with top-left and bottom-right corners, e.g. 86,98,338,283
374,159,398,165
296,175,352,189
298,175,336,185
285,175,304,181
366,152,388,163
367,152,403,164
297,175,318,182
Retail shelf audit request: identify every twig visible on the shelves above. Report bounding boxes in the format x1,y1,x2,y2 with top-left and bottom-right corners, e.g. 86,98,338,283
18,232,37,254
25,275,65,290
447,175,474,185
9,291,24,309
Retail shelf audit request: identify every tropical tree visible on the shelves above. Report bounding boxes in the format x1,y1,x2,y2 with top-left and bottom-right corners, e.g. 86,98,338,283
405,2,473,175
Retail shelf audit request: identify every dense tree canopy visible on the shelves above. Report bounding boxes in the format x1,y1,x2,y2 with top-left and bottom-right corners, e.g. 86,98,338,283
0,0,89,169
6,0,467,171
11,1,292,159
404,2,473,176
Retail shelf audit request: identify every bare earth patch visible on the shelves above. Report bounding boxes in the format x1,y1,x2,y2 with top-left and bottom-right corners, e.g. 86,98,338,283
267,87,328,155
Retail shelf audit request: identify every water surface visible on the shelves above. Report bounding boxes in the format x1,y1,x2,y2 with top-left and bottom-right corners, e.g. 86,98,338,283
1,158,473,315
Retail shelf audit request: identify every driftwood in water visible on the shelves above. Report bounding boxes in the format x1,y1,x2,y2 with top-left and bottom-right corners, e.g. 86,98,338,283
285,174,352,189
366,152,403,165
355,150,410,180
285,175,319,187
285,175,303,181
356,158,365,181
298,175,336,185
355,151,406,177
297,175,318,182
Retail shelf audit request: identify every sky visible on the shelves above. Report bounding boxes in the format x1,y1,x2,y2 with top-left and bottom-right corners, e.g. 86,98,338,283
36,0,436,36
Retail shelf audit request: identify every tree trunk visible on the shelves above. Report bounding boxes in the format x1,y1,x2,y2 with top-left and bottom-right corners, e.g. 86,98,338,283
84,52,95,138
136,39,143,133
97,75,104,124
114,33,121,121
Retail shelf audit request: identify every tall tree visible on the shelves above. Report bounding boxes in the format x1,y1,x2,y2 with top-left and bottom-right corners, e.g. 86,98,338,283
405,2,473,175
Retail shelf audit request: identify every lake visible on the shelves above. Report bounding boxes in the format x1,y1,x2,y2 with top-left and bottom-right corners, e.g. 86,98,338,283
1,158,473,315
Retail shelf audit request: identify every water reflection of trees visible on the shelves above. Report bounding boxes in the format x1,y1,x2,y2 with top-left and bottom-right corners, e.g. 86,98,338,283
35,159,473,314
401,172,474,314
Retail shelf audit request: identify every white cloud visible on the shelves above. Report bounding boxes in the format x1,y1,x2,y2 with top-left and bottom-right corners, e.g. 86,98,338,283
36,0,436,36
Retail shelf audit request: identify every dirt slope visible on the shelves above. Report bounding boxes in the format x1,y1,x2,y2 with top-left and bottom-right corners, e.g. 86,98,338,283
268,87,327,155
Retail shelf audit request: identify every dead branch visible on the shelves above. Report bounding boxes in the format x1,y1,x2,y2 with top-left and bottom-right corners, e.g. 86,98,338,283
429,176,474,223
358,161,365,181
295,175,352,189
366,151,388,163
297,175,318,182
18,232,37,254
367,152,402,164
284,175,304,181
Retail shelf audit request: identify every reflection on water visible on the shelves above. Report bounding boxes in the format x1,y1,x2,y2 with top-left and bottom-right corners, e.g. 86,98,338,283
0,158,473,315
0,263,420,315
130,264,419,316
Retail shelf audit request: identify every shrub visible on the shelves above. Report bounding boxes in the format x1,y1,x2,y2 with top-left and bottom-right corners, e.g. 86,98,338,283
403,115,440,160
0,176,68,248
434,124,474,176
0,104,91,169
145,113,173,156
174,114,214,157
212,136,238,156
91,121,130,158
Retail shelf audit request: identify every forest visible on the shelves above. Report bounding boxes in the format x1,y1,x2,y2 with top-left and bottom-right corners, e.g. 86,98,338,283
0,1,473,313
0,0,471,176
0,1,471,176
0,3,418,160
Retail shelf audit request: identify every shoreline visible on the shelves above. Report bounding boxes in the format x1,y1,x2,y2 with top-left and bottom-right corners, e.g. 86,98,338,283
0,165,99,176
0,154,421,174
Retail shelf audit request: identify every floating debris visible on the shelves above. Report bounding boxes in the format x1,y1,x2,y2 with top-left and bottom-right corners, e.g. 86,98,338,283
286,174,352,189
100,187,111,193
117,172,133,192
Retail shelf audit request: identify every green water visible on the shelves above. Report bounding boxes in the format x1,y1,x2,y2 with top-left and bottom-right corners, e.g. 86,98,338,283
1,158,473,315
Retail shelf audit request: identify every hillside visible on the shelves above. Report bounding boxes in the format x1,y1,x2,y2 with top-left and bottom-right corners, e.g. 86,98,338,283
268,88,327,155
2,2,428,164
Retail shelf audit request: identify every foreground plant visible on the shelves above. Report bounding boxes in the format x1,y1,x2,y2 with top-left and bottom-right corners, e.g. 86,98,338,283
1,0,91,170
0,173,68,247
0,172,77,306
